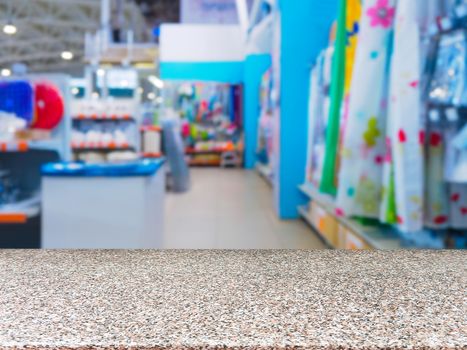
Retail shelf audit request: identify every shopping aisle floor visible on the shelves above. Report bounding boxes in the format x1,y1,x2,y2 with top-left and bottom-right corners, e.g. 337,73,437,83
164,169,326,249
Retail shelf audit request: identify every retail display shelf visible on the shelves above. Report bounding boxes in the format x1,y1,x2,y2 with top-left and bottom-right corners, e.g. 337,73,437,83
141,152,163,159
72,114,134,121
297,205,334,248
298,184,403,250
188,159,222,166
185,147,233,155
0,140,62,153
255,162,273,186
140,125,162,132
0,195,41,224
71,142,132,151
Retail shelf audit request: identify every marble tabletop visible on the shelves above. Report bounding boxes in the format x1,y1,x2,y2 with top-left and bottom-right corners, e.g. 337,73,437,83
0,250,465,350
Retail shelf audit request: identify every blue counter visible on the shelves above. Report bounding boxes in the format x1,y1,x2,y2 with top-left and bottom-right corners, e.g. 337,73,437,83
41,159,165,177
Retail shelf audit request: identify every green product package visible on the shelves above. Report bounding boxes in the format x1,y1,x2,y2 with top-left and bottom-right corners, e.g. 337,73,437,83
320,0,347,196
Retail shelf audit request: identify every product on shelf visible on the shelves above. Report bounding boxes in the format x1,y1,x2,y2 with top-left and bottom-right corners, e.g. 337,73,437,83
163,82,243,167
0,81,34,124
32,82,65,130
301,0,467,246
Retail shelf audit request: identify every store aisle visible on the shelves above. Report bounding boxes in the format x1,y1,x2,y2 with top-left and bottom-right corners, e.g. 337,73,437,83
164,169,326,249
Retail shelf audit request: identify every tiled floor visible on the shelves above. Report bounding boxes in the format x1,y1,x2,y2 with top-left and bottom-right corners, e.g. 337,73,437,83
164,168,326,249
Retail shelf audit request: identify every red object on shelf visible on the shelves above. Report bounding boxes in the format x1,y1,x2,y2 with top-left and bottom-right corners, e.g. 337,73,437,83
32,82,64,130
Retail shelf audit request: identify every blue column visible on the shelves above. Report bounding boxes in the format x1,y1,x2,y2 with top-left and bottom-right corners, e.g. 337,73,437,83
276,0,338,219
243,54,272,169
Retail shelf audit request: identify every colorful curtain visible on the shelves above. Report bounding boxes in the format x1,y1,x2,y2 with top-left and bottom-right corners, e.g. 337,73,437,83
336,0,396,218
320,0,347,195
382,0,424,232
335,0,362,196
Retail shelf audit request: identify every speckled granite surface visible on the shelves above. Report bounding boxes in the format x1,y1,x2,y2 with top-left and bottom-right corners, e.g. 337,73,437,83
0,250,465,350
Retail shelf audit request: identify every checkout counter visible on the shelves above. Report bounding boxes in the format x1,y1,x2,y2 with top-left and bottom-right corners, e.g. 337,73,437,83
41,159,165,248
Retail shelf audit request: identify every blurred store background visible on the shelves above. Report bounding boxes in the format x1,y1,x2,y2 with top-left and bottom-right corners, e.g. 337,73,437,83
0,0,465,249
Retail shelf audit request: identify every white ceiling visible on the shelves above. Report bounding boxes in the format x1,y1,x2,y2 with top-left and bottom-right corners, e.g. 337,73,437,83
0,0,145,73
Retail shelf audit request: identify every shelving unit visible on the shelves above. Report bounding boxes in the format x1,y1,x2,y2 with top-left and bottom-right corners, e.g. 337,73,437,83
255,162,273,186
298,183,403,250
0,195,41,224
72,114,134,121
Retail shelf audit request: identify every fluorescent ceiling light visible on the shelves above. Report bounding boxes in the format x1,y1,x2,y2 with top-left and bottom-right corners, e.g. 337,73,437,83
148,75,164,89
1,69,11,77
3,23,17,35
61,51,74,60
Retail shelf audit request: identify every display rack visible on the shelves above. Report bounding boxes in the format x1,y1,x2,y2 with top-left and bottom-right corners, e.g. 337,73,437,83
298,0,466,249
0,74,71,237
69,67,143,163
298,184,403,250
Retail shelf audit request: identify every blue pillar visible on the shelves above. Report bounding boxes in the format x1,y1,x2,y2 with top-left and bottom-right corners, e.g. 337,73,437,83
276,0,338,219
243,54,272,169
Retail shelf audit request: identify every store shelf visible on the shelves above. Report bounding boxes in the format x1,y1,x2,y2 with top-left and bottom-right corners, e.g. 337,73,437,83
0,140,62,153
71,142,133,151
298,184,403,250
0,195,41,224
141,152,163,158
297,205,334,248
140,125,162,132
255,162,273,186
185,148,233,155
188,159,222,166
73,114,134,121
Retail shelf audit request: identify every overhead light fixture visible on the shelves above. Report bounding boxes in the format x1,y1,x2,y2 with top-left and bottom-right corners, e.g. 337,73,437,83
61,51,74,60
3,21,17,35
148,75,164,89
1,68,11,77
96,68,105,77
147,92,156,100
71,87,79,95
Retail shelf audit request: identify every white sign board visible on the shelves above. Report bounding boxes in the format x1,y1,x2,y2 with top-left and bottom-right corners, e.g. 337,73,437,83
180,0,239,24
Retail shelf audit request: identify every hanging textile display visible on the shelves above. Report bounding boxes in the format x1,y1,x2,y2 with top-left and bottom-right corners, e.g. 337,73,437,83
335,0,362,194
382,0,424,232
306,48,334,188
425,124,451,228
320,0,347,195
336,0,396,219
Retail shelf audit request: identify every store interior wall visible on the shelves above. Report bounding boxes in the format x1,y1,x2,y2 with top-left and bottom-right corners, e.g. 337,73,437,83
275,0,339,219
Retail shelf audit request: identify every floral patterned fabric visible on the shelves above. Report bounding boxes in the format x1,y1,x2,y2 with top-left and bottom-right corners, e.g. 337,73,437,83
382,0,424,232
336,0,396,218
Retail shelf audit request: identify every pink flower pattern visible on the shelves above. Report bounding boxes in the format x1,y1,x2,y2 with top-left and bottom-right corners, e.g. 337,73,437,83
367,0,395,28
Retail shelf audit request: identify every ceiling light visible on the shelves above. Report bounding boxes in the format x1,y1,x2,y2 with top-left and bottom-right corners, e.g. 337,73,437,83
148,75,164,89
3,22,17,35
137,87,144,94
61,51,74,60
147,92,156,100
96,68,105,77
1,68,11,77
71,87,79,95
92,92,100,99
